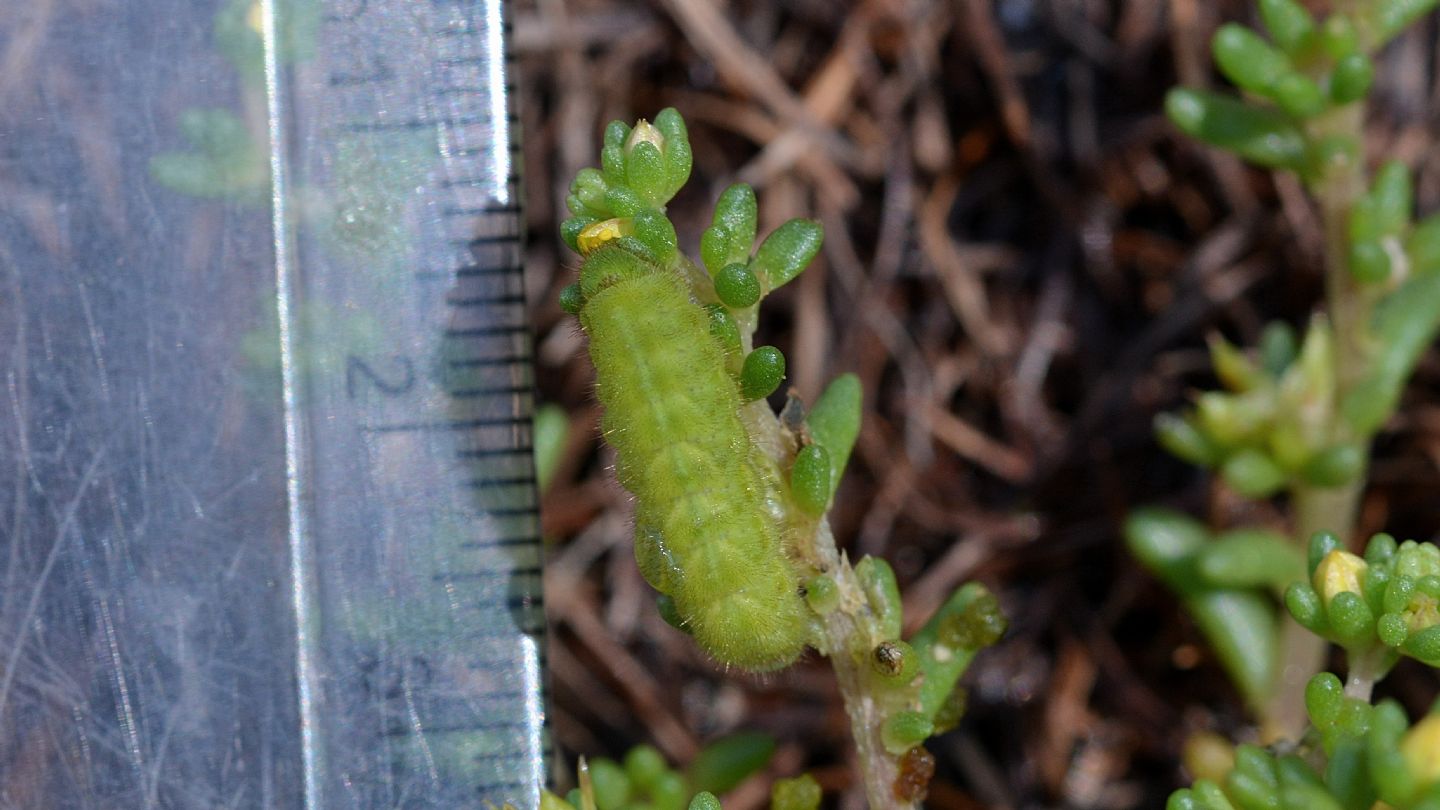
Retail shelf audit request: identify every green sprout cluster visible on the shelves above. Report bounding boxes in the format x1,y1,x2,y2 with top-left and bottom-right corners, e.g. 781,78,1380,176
540,736,823,810
1131,0,1440,734
1155,322,1359,500
1169,673,1440,809
1287,533,1440,671
1166,0,1436,179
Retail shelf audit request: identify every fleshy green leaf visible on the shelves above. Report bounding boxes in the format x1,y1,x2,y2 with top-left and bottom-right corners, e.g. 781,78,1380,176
740,346,786,401
1330,54,1375,104
1125,509,1277,709
687,733,776,795
704,304,743,363
1154,412,1221,467
807,373,862,498
1368,0,1440,47
751,219,824,291
1258,0,1316,54
1301,444,1364,487
651,771,690,810
632,208,679,266
790,444,832,516
624,745,668,792
700,225,731,276
1271,73,1326,118
1211,24,1291,96
1329,591,1376,645
1286,582,1329,634
1306,673,1345,728
1195,528,1304,590
1260,321,1299,376
1309,531,1344,574
1125,508,1209,591
712,184,758,266
1166,88,1309,170
1188,590,1279,712
910,583,1003,722
604,120,631,150
1342,272,1440,433
715,263,762,309
854,555,903,640
1371,160,1415,237
654,107,692,198
1220,448,1288,498
1319,15,1359,59
604,186,646,217
880,711,934,754
804,574,839,614
1408,212,1440,273
626,142,668,206
588,758,633,810
687,793,721,810
532,405,570,494
1210,334,1266,392
1348,239,1392,283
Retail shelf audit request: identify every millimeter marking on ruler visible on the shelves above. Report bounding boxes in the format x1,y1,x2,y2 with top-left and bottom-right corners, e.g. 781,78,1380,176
276,0,546,805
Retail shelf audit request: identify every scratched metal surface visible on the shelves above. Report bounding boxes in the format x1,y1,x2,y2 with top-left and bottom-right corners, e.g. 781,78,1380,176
0,1,545,807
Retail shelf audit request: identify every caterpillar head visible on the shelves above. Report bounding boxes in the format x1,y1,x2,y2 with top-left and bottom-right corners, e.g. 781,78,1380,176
560,213,681,316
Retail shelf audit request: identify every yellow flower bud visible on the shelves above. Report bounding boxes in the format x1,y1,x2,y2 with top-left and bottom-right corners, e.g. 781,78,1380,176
577,217,633,255
1313,549,1367,605
625,119,665,154
1401,714,1440,787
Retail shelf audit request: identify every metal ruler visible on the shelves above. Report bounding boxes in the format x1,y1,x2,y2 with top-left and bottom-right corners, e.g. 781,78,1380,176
0,0,546,807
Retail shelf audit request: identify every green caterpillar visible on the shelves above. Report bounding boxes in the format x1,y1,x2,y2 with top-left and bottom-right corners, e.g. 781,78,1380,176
575,244,810,671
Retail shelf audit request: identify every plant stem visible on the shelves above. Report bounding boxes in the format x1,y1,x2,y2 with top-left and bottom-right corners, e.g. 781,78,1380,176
1265,102,1373,740
1343,647,1390,702
1314,105,1374,402
1266,485,1363,739
743,385,910,807
735,270,913,808
810,527,910,810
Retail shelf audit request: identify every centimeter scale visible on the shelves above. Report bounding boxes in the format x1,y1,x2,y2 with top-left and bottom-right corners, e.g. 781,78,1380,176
0,0,547,807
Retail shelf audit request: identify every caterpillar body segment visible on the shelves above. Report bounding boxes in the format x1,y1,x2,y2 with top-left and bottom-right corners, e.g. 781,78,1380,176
577,245,811,671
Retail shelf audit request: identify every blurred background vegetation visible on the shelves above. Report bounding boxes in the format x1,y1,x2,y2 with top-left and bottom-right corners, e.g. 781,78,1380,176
517,1,1440,806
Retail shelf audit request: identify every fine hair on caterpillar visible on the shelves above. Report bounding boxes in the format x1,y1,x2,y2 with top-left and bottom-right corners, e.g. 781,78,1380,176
574,243,810,671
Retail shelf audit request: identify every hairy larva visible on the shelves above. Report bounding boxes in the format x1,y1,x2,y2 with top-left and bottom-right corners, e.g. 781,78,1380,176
576,244,809,671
